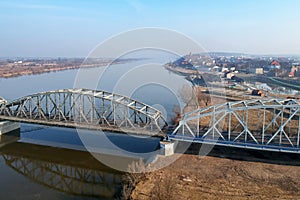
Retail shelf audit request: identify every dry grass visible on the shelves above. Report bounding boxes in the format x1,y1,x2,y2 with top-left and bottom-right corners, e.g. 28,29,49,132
131,154,300,200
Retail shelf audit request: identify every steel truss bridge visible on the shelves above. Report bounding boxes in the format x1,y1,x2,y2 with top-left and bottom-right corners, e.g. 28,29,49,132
171,98,300,153
2,89,300,154
0,89,167,136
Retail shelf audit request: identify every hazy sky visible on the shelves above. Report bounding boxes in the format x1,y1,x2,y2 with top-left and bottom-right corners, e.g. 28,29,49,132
0,0,300,57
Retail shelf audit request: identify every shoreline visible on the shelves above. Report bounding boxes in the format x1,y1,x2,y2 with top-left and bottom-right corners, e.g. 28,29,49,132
0,58,148,79
0,61,125,79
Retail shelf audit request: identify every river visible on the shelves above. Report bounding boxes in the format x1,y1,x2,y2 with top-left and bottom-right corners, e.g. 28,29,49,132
0,52,190,199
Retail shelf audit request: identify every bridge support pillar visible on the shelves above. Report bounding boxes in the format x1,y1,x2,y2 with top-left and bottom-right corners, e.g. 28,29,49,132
160,141,175,156
0,121,20,135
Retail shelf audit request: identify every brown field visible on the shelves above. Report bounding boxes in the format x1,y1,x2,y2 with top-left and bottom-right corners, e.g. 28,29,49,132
131,153,300,200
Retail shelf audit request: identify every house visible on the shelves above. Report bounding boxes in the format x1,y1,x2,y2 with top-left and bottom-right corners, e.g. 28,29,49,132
221,67,229,73
289,65,300,77
264,60,281,71
255,68,264,74
211,66,220,72
226,72,235,79
252,90,264,97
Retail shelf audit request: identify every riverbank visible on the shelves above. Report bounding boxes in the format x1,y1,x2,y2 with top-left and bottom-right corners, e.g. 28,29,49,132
131,153,300,199
0,58,140,78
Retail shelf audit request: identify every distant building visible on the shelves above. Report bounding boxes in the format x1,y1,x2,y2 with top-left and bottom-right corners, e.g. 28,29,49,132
211,66,220,72
221,67,229,73
270,60,281,68
14,60,23,64
230,67,236,71
264,60,281,71
226,72,235,79
289,65,300,77
252,89,264,97
255,68,264,74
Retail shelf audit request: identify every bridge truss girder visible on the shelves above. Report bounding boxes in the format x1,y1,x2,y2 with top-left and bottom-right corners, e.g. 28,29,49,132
0,89,167,135
171,98,300,153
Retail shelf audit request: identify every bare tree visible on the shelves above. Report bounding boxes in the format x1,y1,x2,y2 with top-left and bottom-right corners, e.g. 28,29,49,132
171,105,182,126
178,84,198,110
178,84,195,105
150,173,178,200
196,91,211,107
178,85,212,111
119,159,149,200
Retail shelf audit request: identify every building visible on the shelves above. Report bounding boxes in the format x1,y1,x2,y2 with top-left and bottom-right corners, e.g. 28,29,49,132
252,90,264,97
289,65,300,77
211,66,220,72
221,67,229,73
264,60,281,71
226,72,235,79
255,68,264,74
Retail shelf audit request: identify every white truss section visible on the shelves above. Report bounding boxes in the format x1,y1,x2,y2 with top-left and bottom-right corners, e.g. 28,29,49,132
171,98,300,153
0,88,167,136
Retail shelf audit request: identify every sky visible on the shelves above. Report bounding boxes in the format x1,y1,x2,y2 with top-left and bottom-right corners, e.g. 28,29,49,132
0,0,300,57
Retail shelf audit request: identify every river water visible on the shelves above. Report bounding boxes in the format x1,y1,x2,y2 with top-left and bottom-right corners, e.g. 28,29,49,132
0,52,190,199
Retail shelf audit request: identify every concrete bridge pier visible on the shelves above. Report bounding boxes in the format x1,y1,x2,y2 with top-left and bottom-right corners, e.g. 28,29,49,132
0,121,20,135
160,140,175,156
0,121,20,148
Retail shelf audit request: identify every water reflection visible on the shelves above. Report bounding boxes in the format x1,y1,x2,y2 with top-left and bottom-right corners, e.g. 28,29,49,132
0,129,20,148
1,141,124,199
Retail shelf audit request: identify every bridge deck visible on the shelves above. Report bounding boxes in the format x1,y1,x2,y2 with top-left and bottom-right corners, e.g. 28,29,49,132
169,135,300,154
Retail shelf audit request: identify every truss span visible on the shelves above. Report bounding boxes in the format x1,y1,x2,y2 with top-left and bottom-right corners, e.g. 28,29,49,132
0,96,6,105
0,89,167,136
171,98,300,153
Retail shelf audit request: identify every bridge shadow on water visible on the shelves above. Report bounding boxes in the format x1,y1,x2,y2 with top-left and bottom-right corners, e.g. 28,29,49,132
0,138,126,199
177,142,300,166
